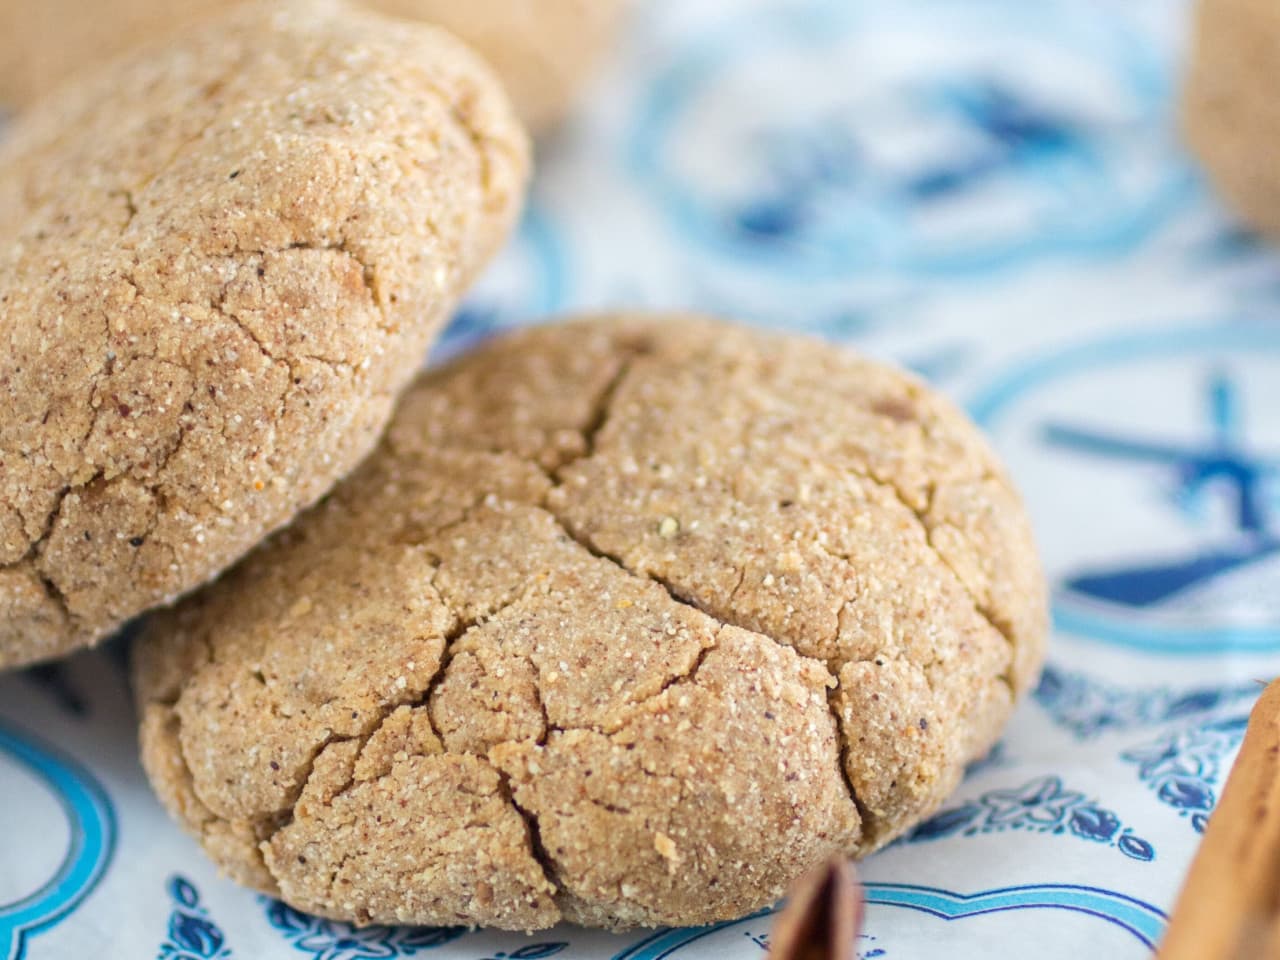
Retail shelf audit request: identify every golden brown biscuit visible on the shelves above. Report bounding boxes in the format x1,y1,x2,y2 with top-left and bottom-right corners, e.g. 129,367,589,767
1184,0,1280,235
133,315,1049,931
0,0,528,669
0,0,626,134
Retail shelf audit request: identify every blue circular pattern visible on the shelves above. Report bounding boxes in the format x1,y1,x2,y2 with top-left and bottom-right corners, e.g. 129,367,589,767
970,324,1280,654
0,720,115,960
631,0,1190,280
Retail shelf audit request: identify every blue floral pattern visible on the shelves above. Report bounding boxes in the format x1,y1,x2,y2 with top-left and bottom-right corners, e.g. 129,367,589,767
159,876,230,960
1034,664,1260,739
262,899,471,959
905,775,1155,861
1120,715,1249,833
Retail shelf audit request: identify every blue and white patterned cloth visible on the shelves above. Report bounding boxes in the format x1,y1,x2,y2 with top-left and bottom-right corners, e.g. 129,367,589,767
3,0,1278,956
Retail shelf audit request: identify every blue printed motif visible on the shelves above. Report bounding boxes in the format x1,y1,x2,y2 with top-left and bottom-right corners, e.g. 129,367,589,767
970,325,1280,654
631,0,1188,280
0,720,115,960
1120,716,1249,834
735,927,886,958
263,899,471,959
1043,369,1279,610
611,883,1165,958
159,877,230,960
905,775,1155,861
1035,664,1260,739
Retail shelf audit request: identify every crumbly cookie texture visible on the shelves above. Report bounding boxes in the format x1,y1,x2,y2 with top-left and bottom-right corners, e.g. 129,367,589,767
1184,0,1280,236
0,0,626,135
0,0,529,669
133,315,1048,931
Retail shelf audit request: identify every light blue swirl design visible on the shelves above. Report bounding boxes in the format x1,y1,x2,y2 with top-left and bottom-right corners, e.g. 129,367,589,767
631,0,1189,280
1035,664,1261,739
0,720,115,960
611,883,1165,958
970,324,1280,654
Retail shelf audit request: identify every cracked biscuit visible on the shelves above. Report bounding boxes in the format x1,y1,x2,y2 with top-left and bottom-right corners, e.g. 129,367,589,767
0,0,529,669
0,0,627,135
1184,0,1280,237
132,315,1049,931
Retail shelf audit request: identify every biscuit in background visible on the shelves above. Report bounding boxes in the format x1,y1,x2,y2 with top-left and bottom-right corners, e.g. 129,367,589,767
1184,0,1280,236
134,315,1048,931
0,0,628,135
0,0,529,669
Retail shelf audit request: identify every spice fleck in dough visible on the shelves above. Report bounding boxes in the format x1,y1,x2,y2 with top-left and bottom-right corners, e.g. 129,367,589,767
0,0,529,669
133,315,1049,931
0,0,627,135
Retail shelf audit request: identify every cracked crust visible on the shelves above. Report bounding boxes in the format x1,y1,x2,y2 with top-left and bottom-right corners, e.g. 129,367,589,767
1183,0,1280,237
0,0,529,669
0,0,628,135
133,314,1048,931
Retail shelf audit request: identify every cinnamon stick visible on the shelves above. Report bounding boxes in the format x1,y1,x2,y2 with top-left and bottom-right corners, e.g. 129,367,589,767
1160,679,1280,959
768,857,863,960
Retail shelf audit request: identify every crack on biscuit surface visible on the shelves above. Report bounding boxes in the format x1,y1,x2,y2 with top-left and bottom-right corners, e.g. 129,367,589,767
826,684,877,843
496,770,564,902
553,346,646,477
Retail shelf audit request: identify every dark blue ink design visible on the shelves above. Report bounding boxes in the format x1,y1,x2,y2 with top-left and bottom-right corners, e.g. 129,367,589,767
970,325,1280,654
1035,664,1260,739
476,947,569,960
263,898,468,958
736,928,886,957
159,876,230,960
731,117,859,245
631,0,1188,280
1044,369,1280,609
726,79,1111,262
904,81,1081,202
1120,716,1249,833
905,774,1155,861
0,719,116,960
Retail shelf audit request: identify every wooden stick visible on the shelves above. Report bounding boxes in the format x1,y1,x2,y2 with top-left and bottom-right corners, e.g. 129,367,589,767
1160,679,1280,959
768,857,863,960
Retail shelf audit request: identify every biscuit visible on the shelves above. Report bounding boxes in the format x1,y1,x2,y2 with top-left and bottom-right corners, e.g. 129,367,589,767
1184,0,1280,236
0,0,529,669
133,315,1049,931
0,0,626,135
